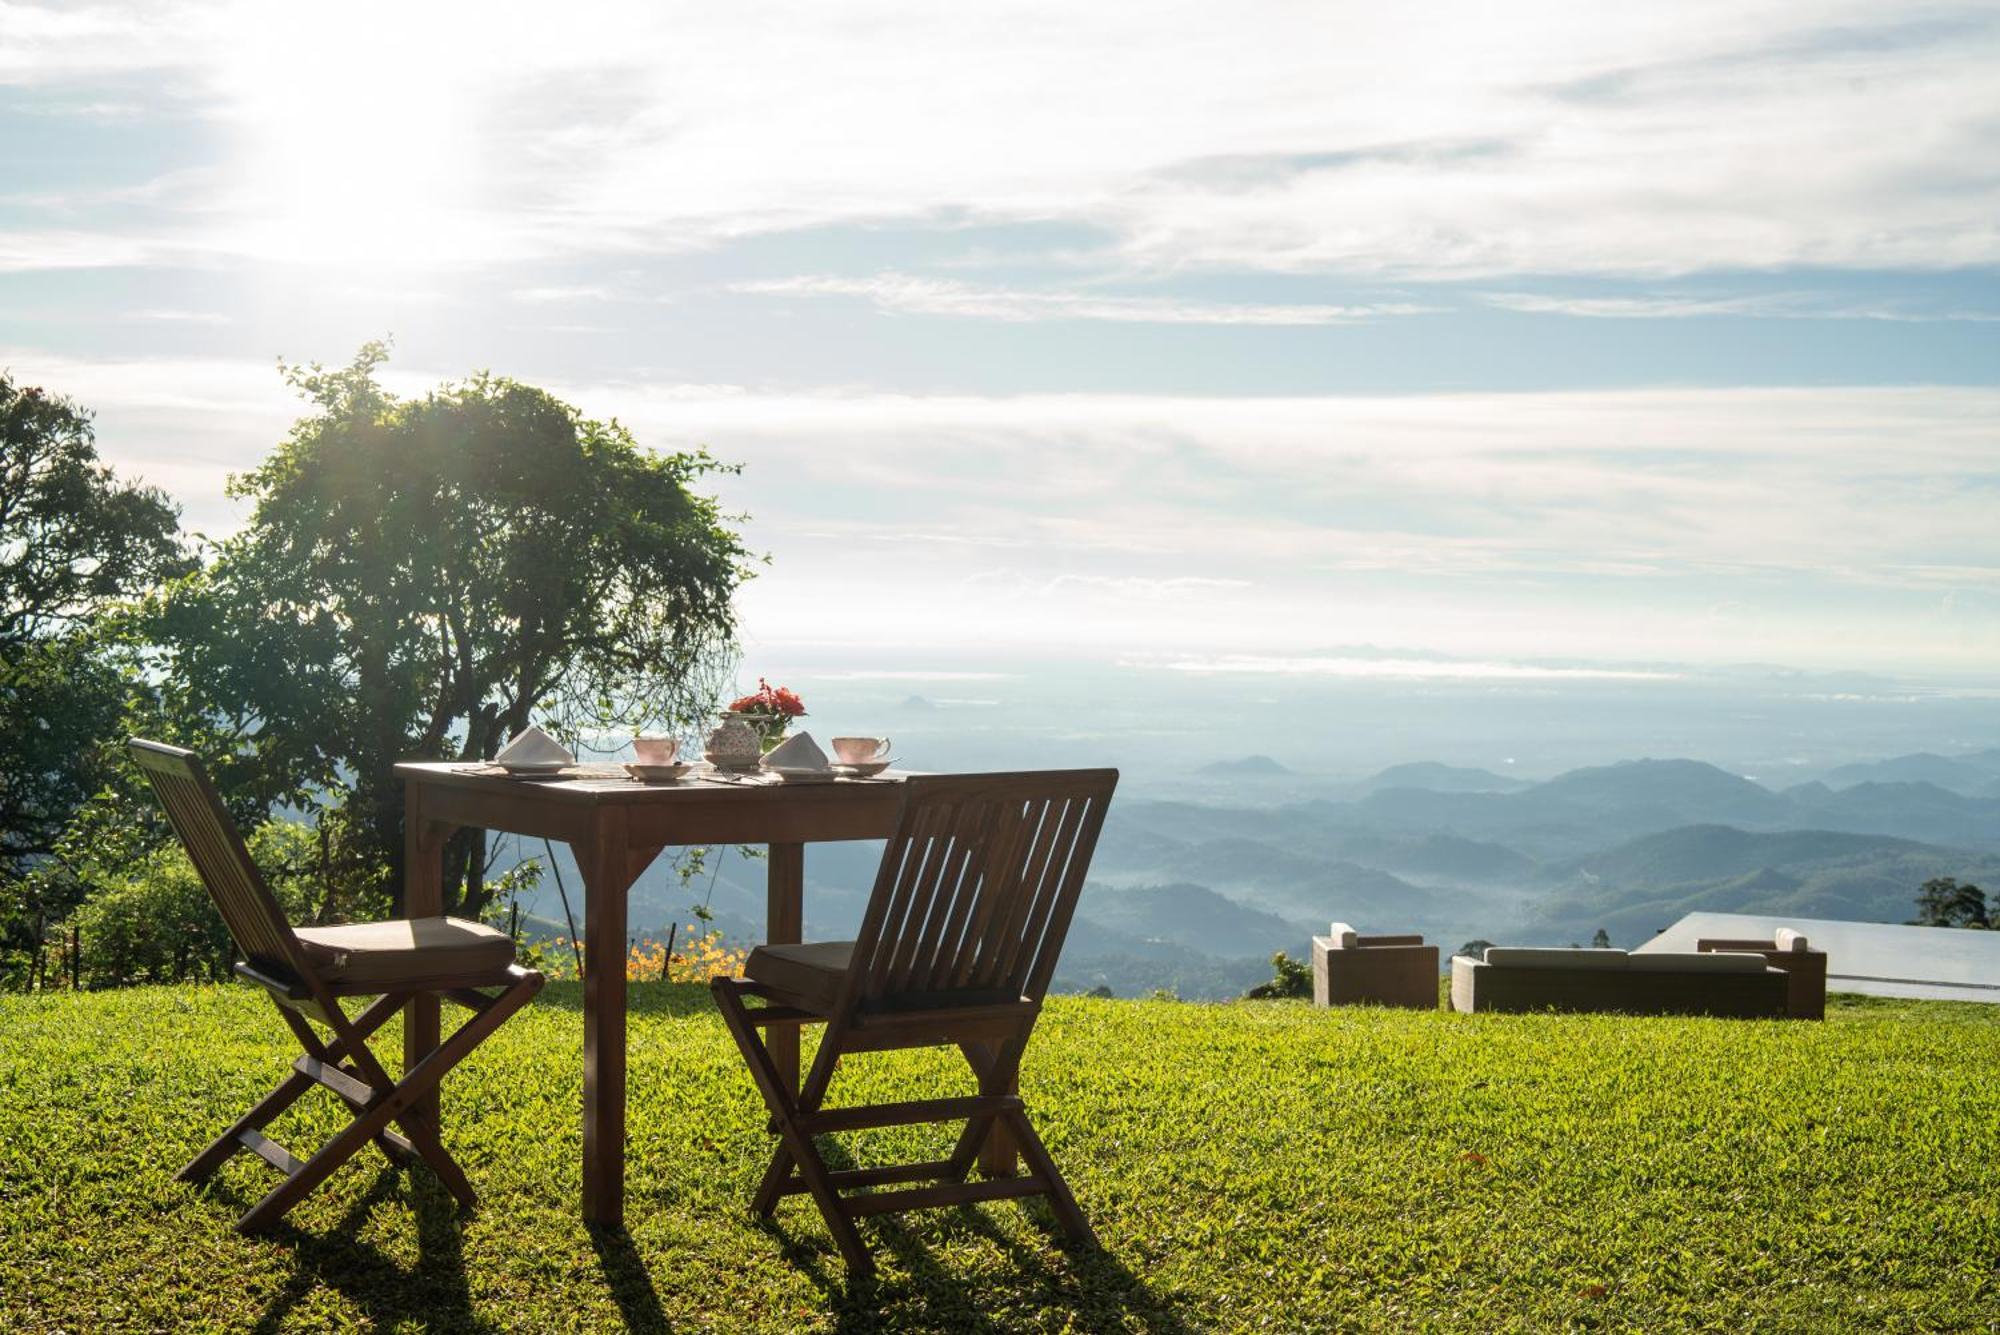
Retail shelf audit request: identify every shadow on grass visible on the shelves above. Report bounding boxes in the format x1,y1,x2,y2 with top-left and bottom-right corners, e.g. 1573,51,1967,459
532,980,719,1018
757,1205,1195,1335
589,1223,673,1334
224,1167,495,1334
749,1141,1194,1334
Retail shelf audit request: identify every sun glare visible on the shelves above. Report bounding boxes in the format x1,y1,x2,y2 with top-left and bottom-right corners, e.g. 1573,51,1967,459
215,5,488,271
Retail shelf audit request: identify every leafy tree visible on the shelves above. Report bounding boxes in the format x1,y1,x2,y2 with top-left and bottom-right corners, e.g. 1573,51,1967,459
0,373,186,872
1456,939,1494,961
0,374,187,985
1590,928,1612,949
146,343,753,918
1913,876,1989,929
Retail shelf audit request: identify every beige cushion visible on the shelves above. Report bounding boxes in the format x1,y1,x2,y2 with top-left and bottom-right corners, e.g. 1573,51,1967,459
1628,950,1768,974
1326,922,1359,950
743,940,854,1011
1483,947,1628,970
294,916,516,985
1774,928,1810,952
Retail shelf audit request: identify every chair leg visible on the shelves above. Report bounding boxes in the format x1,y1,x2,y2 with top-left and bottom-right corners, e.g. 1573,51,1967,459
946,1038,1023,1181
713,980,875,1274
180,991,408,1185
275,999,422,1173
236,973,539,1232
330,1010,478,1208
750,1142,795,1217
396,1113,477,1208
180,1071,315,1185
1004,1109,1095,1246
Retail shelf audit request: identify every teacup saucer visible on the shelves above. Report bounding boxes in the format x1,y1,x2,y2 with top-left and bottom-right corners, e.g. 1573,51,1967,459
498,760,567,776
624,762,690,783
832,758,896,777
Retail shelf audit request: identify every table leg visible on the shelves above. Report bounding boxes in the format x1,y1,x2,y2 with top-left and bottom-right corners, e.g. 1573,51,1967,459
767,842,805,1091
582,807,631,1227
402,783,449,1129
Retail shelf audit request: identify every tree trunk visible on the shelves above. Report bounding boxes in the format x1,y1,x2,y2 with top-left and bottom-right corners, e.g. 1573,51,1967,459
462,826,489,920
442,826,491,920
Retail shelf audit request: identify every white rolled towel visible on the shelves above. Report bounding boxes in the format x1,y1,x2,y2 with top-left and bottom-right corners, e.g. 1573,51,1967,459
1327,921,1359,950
1773,928,1809,952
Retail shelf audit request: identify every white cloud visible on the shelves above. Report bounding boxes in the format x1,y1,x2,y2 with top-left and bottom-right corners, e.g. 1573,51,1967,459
0,229,178,271
124,308,231,324
1484,291,2000,321
10,345,1999,669
508,286,617,304
7,1,1999,278
731,275,1430,325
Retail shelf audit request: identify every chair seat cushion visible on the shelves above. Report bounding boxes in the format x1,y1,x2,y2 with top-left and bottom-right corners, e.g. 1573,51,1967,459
294,916,517,986
744,940,854,1011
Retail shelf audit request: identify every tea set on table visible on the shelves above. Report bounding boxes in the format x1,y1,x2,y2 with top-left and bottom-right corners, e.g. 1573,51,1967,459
490,721,895,785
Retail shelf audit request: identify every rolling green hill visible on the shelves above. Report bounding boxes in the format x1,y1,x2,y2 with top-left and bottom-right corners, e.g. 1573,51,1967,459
3,984,1996,1332
1530,825,2000,945
1077,881,1301,959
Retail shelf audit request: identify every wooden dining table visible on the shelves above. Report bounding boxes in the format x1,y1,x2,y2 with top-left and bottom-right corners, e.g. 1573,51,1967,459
395,761,1013,1229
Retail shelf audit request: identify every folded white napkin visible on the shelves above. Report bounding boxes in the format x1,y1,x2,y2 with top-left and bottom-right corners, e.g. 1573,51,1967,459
762,731,829,770
495,725,574,767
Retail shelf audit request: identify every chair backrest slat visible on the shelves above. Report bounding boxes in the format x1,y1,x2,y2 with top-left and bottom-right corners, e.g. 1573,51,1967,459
128,739,306,978
944,795,1055,991
859,802,948,993
845,770,1116,1011
920,800,1019,993
980,793,1088,992
893,798,998,993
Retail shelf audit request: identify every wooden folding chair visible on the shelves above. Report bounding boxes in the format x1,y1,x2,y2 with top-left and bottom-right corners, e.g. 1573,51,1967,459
712,768,1118,1276
128,739,544,1232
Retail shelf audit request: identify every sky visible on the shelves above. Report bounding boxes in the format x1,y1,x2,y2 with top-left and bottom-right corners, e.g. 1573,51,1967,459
5,0,2000,686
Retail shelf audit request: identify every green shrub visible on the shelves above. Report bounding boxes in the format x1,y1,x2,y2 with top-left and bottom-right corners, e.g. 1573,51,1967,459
66,821,320,987
1243,949,1311,999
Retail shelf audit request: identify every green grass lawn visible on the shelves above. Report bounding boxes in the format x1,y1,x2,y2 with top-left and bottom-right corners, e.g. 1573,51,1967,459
3,984,1998,1333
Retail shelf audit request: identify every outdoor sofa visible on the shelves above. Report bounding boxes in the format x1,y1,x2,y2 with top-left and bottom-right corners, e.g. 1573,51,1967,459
1450,945,1789,1018
1311,922,1440,1009
1693,928,1826,1020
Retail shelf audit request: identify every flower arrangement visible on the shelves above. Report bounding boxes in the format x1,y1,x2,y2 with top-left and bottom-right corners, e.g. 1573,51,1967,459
725,677,806,750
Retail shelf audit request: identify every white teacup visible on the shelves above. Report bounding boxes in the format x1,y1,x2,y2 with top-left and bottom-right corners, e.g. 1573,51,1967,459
832,736,891,764
632,735,680,766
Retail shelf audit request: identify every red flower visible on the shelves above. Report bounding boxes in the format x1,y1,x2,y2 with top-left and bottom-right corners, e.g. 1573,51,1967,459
728,678,806,717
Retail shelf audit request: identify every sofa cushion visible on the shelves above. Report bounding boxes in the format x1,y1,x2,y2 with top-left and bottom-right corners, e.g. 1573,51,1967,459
1482,947,1628,970
294,916,516,986
1325,921,1359,950
1774,928,1810,952
1628,950,1768,974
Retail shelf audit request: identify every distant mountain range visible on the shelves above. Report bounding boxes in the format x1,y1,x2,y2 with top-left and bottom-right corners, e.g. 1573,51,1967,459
507,745,2000,999
1530,824,2000,945
1197,754,1293,777
1355,761,1530,795
1817,748,2000,795
1073,751,2000,988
